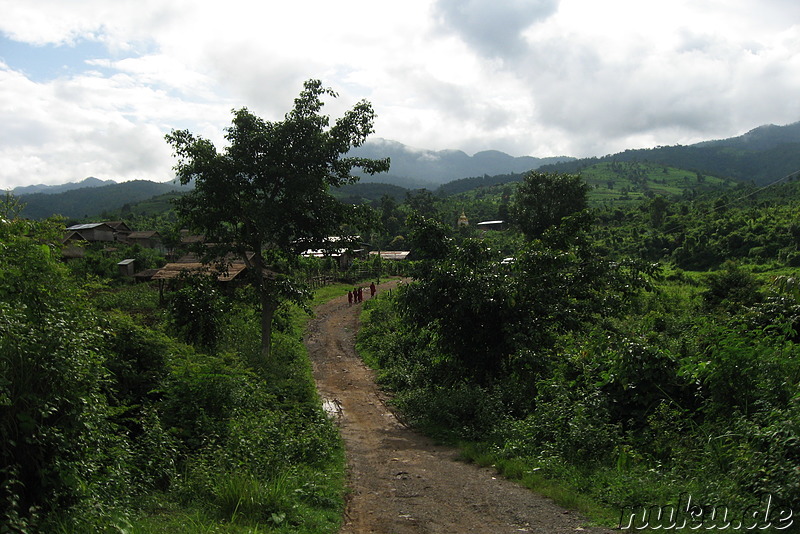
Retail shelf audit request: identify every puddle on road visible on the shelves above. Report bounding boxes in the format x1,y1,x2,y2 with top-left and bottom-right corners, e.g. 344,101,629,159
321,397,343,418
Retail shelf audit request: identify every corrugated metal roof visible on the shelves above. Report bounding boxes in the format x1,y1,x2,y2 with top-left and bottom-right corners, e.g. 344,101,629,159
106,221,131,231
302,248,364,257
369,251,410,260
66,223,113,231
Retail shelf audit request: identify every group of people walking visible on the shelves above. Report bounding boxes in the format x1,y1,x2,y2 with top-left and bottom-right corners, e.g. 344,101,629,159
348,282,377,306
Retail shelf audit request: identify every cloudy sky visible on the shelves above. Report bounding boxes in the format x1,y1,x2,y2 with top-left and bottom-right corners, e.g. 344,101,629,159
2,0,799,190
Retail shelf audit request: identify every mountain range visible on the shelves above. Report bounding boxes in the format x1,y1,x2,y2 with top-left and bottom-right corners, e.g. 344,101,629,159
12,176,118,195
12,143,571,219
11,120,800,219
349,139,574,188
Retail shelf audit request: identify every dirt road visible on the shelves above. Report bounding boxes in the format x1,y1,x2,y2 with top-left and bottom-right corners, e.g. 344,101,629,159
305,279,616,533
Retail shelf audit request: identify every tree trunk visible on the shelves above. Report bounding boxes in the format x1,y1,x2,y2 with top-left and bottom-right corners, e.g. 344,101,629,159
250,250,277,361
260,287,277,360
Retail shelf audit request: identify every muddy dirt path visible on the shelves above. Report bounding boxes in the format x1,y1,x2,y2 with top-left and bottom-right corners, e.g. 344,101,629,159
305,279,616,533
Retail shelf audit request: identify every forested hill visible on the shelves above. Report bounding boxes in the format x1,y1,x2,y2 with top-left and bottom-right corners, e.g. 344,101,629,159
12,176,117,195
539,121,800,186
18,180,186,219
332,172,529,205
338,161,736,211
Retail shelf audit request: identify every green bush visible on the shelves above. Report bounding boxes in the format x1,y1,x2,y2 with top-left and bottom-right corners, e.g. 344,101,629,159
104,313,170,405
701,263,763,312
0,218,130,529
167,273,226,350
160,358,256,452
394,383,506,441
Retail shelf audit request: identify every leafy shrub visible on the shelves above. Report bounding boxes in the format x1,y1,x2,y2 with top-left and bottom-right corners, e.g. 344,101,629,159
0,218,130,529
224,406,340,477
394,383,506,441
786,251,800,267
167,273,226,350
683,323,797,418
726,403,800,508
124,405,179,493
596,339,688,430
104,313,170,405
701,263,762,312
91,283,160,314
160,357,255,452
515,379,621,466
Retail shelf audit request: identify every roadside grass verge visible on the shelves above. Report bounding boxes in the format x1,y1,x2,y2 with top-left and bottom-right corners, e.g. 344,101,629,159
111,282,353,533
457,443,635,529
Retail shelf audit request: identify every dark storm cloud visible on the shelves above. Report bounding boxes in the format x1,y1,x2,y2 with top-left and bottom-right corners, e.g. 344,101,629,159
433,0,559,58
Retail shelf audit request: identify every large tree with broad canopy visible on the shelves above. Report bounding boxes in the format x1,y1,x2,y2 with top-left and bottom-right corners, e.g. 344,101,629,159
166,79,389,359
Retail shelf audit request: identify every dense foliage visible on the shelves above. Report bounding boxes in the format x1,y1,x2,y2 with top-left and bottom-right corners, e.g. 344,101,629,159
6,127,800,531
593,179,800,270
358,172,800,527
0,198,345,532
17,180,186,220
511,171,590,239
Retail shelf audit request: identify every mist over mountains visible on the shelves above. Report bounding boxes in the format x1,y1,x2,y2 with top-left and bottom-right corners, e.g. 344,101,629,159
12,141,565,197
349,139,574,188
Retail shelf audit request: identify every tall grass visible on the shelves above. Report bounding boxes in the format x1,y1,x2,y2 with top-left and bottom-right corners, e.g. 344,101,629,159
214,471,291,525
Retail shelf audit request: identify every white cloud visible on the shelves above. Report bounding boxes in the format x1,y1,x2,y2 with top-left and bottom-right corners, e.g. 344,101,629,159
1,0,800,189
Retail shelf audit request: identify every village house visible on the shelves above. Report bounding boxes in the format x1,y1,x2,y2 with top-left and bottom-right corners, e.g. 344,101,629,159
369,250,410,261
146,252,258,302
126,230,167,254
117,258,136,277
476,220,506,231
64,221,132,243
62,221,133,258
